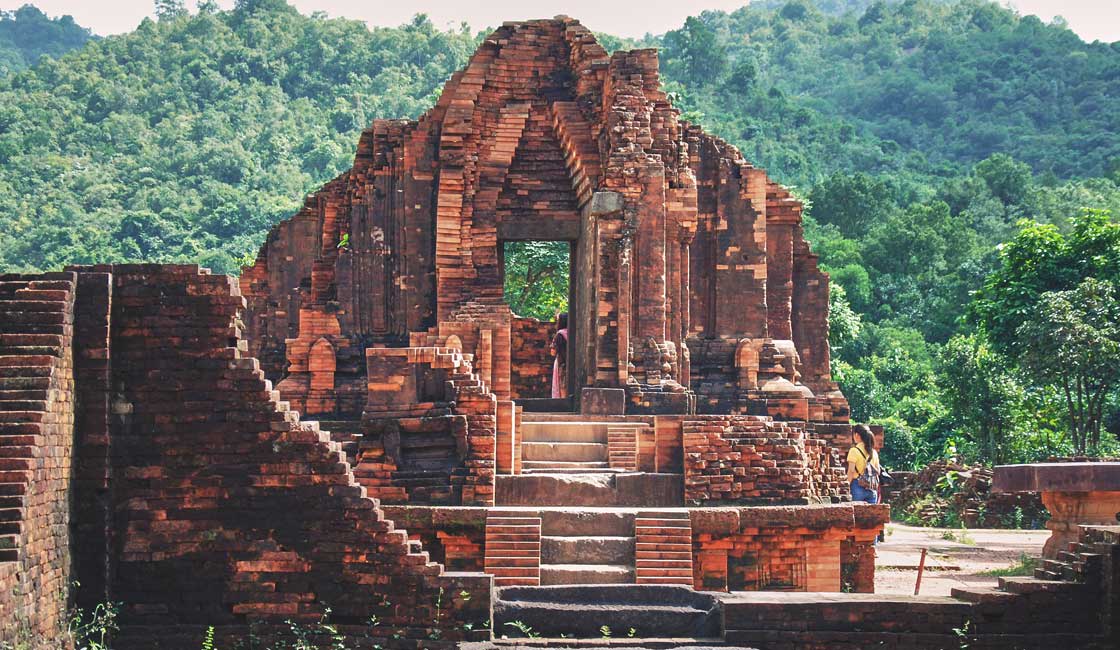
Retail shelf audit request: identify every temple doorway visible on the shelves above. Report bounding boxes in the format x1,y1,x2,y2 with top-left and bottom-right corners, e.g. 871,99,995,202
501,240,576,409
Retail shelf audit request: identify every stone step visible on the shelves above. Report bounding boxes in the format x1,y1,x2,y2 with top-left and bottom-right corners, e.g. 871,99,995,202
0,377,50,391
497,473,683,507
523,442,608,463
0,483,28,496
950,585,1019,604
522,461,611,471
0,346,63,358
540,510,635,537
0,391,49,403
541,536,634,565
541,563,634,585
521,422,609,443
0,411,46,423
494,585,721,639
997,576,1087,595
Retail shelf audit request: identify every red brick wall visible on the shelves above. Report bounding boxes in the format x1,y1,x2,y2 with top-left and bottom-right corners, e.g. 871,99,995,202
691,504,885,594
683,415,848,505
71,265,488,649
510,318,555,399
0,273,76,644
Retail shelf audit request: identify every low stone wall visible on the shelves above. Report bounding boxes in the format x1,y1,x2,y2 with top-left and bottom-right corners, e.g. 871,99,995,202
510,317,555,399
376,503,886,595
683,415,848,505
0,273,77,644
721,524,1120,649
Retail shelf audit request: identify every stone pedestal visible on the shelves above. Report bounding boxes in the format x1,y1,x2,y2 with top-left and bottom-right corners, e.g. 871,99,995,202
993,462,1120,558
1039,490,1120,558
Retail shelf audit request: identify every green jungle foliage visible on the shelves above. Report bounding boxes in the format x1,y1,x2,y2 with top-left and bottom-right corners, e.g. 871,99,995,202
0,0,1118,468
503,241,571,321
0,5,93,76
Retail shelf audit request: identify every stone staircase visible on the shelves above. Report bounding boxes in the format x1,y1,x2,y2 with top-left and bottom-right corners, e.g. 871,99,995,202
540,510,635,585
948,525,1117,635
520,421,648,473
483,508,697,588
0,274,75,563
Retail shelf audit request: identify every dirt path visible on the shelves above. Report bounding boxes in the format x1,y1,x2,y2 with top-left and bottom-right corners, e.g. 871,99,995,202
874,523,1049,596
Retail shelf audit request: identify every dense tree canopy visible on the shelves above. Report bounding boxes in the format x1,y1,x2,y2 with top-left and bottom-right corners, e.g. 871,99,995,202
0,5,93,75
0,0,1118,466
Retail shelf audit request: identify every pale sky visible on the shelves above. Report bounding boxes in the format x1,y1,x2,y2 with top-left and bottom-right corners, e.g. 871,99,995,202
3,0,1118,42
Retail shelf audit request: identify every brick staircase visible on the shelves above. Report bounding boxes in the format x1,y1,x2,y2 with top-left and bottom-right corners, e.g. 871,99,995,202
0,274,75,563
485,509,542,586
607,425,639,471
635,511,694,585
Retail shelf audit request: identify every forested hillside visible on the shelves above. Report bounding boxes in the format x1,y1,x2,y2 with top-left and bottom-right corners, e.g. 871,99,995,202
0,5,93,75
1,0,1118,469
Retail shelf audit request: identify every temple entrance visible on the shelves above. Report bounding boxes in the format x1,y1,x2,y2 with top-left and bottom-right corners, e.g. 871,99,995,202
501,240,576,410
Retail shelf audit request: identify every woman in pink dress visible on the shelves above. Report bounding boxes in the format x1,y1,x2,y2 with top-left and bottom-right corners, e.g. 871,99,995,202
550,312,568,399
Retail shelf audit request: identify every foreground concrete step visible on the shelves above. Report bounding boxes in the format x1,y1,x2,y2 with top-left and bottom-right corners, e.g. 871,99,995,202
494,585,721,639
462,641,727,649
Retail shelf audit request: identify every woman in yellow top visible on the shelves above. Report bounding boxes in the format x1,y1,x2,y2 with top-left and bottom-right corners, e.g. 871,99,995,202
846,424,881,504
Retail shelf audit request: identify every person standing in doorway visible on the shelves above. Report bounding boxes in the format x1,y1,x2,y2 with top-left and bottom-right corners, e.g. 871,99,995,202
550,312,568,399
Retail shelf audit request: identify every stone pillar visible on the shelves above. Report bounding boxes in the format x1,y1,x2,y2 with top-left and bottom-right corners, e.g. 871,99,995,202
635,164,668,344
765,186,798,340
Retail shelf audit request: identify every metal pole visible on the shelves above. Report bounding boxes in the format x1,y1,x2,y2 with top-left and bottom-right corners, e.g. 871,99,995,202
914,547,928,595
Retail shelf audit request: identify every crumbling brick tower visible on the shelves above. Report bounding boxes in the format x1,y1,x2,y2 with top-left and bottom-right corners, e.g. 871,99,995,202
240,16,846,423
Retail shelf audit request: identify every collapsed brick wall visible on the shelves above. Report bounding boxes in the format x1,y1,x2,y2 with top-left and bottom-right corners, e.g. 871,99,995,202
682,415,848,505
509,318,555,399
72,264,488,649
381,506,487,573
891,460,1048,528
0,273,76,645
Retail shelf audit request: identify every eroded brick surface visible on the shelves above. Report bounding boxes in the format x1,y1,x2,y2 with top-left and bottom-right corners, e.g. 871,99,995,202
0,273,76,644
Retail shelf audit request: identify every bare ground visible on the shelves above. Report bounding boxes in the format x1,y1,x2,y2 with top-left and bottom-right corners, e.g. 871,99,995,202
874,523,1050,596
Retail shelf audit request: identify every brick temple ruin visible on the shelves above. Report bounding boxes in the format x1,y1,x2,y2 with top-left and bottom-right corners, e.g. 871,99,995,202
2,16,1119,650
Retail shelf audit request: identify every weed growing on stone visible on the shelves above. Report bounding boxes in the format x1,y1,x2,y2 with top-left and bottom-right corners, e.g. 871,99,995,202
979,553,1039,577
940,526,976,546
502,620,540,639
